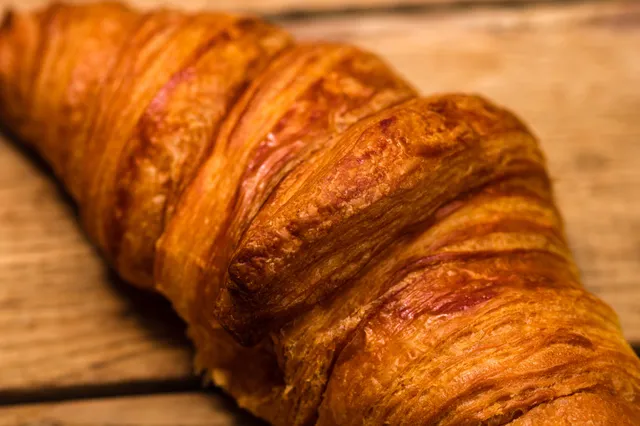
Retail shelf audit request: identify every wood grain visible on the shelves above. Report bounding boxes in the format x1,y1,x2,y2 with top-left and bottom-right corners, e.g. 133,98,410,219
0,0,638,403
0,140,194,394
0,0,548,14
0,392,261,425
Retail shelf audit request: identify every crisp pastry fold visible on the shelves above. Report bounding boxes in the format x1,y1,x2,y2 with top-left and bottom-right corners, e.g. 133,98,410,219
1,3,639,425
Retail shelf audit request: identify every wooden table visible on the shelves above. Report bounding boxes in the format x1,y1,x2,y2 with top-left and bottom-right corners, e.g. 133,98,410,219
1,0,639,424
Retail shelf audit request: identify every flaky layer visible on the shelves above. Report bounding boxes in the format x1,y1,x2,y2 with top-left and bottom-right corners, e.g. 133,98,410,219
1,3,639,425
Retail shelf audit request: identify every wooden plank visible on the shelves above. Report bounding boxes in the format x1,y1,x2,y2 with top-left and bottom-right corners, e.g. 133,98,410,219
0,0,638,400
0,392,261,425
0,0,554,14
0,141,194,394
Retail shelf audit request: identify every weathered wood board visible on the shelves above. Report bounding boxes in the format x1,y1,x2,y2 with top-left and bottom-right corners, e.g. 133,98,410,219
0,0,548,14
0,392,261,425
0,139,194,395
0,1,638,418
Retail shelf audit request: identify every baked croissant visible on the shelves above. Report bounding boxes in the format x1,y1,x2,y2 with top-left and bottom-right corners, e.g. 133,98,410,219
1,2,639,425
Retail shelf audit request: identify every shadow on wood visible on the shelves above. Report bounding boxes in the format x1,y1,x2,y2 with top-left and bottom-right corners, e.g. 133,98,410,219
0,124,194,396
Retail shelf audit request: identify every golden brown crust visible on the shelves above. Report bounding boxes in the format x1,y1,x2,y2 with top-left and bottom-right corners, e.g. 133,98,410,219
105,14,291,286
0,3,139,193
220,94,543,344
511,391,640,425
155,42,416,337
1,3,639,425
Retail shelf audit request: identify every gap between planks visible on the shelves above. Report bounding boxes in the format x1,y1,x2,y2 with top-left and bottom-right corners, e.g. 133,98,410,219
0,377,201,407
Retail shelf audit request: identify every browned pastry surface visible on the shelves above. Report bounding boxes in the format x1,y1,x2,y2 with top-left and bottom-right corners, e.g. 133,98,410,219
1,3,639,425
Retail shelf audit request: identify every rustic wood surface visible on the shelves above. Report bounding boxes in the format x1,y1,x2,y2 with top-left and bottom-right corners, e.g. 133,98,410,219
0,0,545,14
0,392,261,425
0,0,638,424
0,138,194,395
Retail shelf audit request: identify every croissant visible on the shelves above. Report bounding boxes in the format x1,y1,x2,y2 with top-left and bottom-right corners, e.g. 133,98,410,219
1,2,639,425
